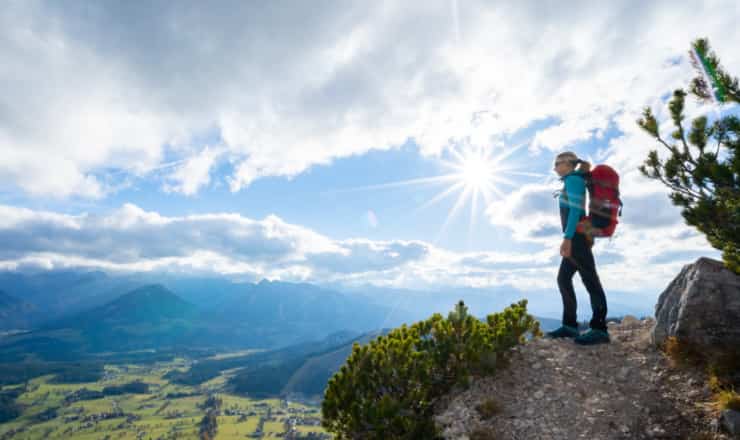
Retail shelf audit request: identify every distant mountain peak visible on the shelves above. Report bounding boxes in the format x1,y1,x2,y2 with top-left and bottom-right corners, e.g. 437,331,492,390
122,284,174,298
88,284,197,324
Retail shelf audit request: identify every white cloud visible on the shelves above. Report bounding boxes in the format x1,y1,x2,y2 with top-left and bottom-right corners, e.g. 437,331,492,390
584,212,723,293
531,111,611,154
164,146,221,195
2,1,739,198
486,182,562,243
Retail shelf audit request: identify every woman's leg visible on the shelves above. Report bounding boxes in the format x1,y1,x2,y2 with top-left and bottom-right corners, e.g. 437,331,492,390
557,256,578,328
571,233,608,331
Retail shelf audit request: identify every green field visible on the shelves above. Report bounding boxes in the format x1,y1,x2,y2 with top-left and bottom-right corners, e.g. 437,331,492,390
0,356,330,439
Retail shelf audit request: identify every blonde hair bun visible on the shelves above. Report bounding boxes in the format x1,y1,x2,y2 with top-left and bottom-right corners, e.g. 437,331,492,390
556,151,591,173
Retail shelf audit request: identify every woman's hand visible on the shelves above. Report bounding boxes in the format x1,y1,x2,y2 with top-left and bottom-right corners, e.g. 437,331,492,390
560,238,572,258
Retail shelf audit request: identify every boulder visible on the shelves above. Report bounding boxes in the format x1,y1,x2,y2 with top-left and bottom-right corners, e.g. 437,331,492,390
651,257,740,358
620,315,640,327
721,409,740,438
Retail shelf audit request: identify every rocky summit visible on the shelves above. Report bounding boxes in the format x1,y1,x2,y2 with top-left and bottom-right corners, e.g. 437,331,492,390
434,317,735,439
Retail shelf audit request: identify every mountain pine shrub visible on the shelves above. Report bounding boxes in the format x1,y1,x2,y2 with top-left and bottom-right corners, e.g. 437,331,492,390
321,299,541,439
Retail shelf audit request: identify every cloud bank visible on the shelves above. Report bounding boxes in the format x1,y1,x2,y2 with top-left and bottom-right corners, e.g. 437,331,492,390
0,203,720,294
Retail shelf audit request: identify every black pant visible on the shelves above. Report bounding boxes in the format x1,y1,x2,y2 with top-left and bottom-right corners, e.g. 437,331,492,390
557,232,608,331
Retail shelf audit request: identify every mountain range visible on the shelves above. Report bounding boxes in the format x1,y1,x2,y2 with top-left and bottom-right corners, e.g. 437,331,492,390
0,268,650,368
0,279,399,362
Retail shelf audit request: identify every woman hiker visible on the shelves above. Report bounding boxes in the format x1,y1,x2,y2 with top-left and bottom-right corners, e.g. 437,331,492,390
546,151,610,345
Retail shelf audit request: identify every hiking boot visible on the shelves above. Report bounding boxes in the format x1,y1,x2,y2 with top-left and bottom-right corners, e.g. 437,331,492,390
574,328,610,345
545,325,579,339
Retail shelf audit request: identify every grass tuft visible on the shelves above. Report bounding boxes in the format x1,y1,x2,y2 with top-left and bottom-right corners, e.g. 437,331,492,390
662,336,704,367
470,427,497,440
716,388,740,411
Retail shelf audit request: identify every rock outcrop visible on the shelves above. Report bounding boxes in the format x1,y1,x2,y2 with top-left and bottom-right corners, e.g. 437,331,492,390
432,257,740,439
651,257,740,358
722,409,740,438
433,318,732,439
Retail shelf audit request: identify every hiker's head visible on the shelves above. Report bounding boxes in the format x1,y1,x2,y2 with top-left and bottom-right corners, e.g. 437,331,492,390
554,151,591,176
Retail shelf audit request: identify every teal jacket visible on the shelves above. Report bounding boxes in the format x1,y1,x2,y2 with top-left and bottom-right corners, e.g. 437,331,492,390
558,170,586,239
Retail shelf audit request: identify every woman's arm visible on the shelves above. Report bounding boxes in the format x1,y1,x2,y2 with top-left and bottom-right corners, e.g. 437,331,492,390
563,174,585,239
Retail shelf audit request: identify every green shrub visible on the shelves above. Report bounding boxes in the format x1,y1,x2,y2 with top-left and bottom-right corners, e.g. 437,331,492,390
476,399,502,419
321,300,540,440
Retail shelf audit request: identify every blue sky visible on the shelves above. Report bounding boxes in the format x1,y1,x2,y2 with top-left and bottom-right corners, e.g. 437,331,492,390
0,1,736,298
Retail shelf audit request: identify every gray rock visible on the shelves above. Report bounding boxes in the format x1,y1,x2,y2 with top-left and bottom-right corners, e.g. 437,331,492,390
435,413,453,426
621,315,640,327
647,425,666,437
651,257,740,357
710,417,720,432
616,366,630,382
722,409,740,437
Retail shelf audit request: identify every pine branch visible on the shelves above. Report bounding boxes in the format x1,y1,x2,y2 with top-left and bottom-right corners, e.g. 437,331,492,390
655,136,674,154
649,165,704,200
654,134,697,174
676,120,699,166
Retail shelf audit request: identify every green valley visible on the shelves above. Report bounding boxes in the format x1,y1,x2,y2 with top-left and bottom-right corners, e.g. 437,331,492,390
0,354,330,440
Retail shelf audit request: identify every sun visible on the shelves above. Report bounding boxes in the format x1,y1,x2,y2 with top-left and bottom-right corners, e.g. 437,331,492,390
458,153,497,190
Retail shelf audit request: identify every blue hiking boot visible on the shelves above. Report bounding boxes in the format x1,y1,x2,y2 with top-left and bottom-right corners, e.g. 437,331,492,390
545,325,579,339
574,328,610,345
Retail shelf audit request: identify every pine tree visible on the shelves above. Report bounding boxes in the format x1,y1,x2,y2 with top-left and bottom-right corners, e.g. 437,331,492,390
637,38,740,274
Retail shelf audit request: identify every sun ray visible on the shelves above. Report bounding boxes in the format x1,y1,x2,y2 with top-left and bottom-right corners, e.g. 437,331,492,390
491,141,528,163
483,179,506,199
326,174,459,193
469,186,479,234
439,159,465,172
449,145,467,164
500,171,548,178
415,181,467,212
489,173,518,187
437,185,472,239
478,182,493,207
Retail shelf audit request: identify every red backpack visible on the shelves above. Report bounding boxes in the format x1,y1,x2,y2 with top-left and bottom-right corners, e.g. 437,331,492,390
576,164,623,239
